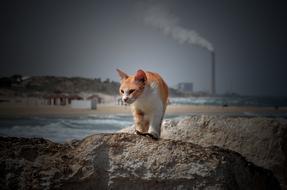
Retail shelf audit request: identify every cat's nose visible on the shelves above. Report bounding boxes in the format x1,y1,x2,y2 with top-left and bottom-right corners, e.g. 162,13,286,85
123,97,128,102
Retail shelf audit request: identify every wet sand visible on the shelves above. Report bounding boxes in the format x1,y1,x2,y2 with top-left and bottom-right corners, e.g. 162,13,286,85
0,103,286,117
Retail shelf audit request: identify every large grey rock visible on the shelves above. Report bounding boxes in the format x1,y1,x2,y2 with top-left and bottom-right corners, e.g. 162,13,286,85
161,115,287,189
0,133,280,190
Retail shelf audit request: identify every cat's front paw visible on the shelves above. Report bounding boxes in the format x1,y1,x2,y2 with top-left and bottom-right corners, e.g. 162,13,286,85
146,132,159,140
135,130,146,136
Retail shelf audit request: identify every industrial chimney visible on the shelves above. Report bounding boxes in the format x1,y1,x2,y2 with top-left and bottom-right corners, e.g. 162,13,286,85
211,51,216,95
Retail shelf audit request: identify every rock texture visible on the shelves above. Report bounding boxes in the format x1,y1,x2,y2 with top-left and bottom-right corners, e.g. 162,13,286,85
0,133,280,190
159,115,287,189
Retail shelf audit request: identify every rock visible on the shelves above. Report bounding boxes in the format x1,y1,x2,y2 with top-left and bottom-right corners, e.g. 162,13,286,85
118,125,135,134
161,115,287,189
0,134,280,190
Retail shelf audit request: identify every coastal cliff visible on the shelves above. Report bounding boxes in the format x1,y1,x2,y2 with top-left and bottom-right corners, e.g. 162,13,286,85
0,132,280,190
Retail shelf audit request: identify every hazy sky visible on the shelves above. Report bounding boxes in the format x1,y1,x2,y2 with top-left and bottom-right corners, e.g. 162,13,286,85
1,0,286,96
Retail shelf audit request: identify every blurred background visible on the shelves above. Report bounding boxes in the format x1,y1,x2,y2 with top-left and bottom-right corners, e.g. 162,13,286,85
0,0,286,142
1,0,286,95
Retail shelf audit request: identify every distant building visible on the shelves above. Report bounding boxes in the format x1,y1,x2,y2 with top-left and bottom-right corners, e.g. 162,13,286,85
177,82,193,93
71,100,97,109
43,94,103,109
45,94,83,106
87,94,103,104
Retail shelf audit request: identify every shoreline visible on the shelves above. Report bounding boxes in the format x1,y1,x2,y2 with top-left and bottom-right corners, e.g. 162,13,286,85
0,103,286,118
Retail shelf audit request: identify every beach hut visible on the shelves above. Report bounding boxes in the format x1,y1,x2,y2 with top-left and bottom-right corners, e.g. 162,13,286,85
87,94,103,104
45,94,77,106
71,99,97,109
67,95,83,104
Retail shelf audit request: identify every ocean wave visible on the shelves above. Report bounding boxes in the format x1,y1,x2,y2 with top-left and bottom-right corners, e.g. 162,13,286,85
0,116,133,143
63,118,132,127
0,122,88,142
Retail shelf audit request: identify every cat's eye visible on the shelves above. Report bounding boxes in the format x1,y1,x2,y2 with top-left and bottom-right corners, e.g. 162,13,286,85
128,89,135,94
120,89,124,94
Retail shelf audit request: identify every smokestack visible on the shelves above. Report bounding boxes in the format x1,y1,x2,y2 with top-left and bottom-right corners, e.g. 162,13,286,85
211,51,216,95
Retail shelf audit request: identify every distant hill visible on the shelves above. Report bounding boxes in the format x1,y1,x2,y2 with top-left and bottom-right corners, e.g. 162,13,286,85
23,76,119,95
0,75,183,97
0,75,119,96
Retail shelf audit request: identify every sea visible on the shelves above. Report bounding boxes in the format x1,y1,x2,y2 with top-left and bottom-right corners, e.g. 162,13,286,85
0,115,134,143
0,114,185,143
0,96,286,143
169,96,287,107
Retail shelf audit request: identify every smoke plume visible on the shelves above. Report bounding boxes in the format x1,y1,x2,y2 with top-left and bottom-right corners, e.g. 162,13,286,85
143,4,214,52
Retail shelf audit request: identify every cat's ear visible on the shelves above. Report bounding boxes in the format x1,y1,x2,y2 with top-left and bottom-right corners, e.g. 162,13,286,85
116,69,129,80
135,69,147,83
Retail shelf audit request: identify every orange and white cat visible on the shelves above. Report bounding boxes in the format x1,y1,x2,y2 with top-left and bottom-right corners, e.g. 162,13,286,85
117,69,168,139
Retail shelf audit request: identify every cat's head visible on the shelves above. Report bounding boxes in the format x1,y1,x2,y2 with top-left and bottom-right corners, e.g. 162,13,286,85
116,69,147,104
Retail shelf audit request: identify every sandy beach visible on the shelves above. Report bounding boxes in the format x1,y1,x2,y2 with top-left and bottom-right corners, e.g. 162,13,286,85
0,103,286,117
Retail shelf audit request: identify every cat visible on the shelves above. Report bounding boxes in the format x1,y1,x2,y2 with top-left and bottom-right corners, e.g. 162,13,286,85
116,69,168,139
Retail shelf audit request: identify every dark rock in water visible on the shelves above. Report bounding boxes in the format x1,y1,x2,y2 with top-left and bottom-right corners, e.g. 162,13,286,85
0,134,280,190
161,115,287,189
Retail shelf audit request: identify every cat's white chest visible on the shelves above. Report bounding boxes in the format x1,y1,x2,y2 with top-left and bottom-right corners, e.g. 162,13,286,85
132,82,162,113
